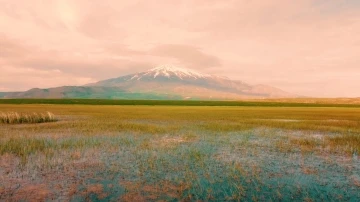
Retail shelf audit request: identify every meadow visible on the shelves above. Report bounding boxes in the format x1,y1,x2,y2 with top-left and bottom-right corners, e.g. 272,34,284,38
1,98,360,107
0,103,359,201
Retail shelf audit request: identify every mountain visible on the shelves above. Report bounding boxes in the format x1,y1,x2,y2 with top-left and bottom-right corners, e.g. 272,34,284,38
1,65,297,100
86,65,296,99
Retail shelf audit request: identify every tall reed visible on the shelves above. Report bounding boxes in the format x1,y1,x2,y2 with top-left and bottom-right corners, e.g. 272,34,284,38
0,112,56,124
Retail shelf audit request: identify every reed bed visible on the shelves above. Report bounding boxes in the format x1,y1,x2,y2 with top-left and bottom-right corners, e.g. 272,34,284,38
0,111,56,124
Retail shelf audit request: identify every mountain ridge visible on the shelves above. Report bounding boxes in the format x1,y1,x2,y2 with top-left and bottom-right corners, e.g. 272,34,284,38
1,65,297,100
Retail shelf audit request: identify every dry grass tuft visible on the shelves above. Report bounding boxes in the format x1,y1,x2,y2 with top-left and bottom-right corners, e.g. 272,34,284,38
0,111,56,124
301,166,318,175
11,184,52,202
290,138,319,153
325,134,360,155
81,184,108,199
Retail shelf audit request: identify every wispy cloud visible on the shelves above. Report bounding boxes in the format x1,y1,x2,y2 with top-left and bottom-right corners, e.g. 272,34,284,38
151,44,221,68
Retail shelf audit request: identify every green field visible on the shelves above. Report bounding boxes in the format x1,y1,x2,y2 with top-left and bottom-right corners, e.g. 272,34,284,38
1,98,360,107
0,102,359,201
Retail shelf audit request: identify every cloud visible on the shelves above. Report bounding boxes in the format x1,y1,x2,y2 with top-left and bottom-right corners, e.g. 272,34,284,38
0,35,154,84
0,35,31,58
0,65,98,91
151,44,221,68
0,0,359,97
75,2,127,40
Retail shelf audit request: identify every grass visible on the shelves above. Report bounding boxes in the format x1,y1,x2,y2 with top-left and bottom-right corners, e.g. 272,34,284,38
1,98,360,107
0,104,359,201
326,134,360,155
0,138,49,158
0,111,56,124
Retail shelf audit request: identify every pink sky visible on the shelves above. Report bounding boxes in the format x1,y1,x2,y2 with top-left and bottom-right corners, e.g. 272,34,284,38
0,0,359,97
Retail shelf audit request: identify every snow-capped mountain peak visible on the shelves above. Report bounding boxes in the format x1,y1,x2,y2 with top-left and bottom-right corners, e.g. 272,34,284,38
80,64,296,99
130,64,210,80
149,65,209,79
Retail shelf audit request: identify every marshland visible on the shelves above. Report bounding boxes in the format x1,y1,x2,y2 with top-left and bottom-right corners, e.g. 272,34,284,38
0,101,359,201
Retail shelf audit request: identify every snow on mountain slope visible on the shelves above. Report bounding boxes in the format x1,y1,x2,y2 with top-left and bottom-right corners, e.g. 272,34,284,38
124,65,211,81
148,65,209,79
86,65,296,99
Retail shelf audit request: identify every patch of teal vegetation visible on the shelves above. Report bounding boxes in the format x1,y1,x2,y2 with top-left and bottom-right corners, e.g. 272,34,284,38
63,132,360,201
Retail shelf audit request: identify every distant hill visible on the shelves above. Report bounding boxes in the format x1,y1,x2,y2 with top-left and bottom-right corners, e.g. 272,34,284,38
0,86,182,100
1,65,297,100
0,92,7,98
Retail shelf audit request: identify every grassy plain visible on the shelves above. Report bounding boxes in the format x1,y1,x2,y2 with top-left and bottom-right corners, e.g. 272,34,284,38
0,103,359,201
1,98,360,107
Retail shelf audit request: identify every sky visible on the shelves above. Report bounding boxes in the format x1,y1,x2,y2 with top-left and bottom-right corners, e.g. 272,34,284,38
0,0,359,97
